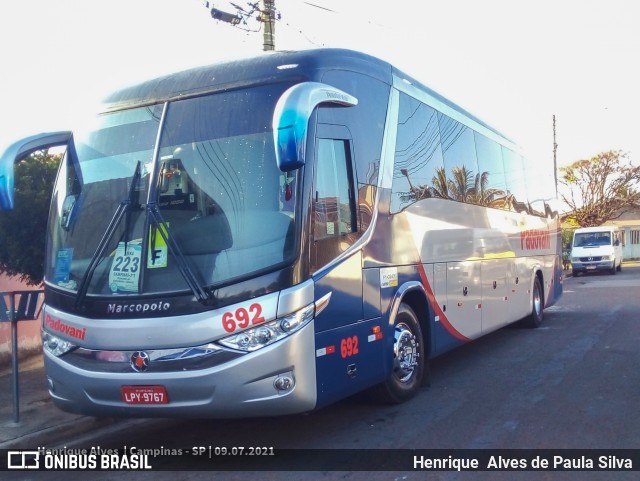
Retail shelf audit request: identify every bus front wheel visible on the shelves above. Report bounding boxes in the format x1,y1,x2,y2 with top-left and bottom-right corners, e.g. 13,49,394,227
373,303,425,404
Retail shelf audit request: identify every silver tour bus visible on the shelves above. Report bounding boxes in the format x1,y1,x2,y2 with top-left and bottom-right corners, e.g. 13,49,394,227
0,49,562,417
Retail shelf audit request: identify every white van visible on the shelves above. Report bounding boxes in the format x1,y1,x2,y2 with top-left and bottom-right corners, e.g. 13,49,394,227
570,226,624,276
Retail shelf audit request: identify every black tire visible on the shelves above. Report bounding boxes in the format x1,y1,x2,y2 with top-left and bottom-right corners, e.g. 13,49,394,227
372,303,425,404
521,275,544,328
572,269,579,277
617,261,622,272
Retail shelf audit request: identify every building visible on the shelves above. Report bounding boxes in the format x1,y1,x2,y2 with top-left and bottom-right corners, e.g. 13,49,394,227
605,207,640,260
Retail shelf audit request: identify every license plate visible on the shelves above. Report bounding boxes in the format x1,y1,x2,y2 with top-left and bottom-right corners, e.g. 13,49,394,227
121,385,169,404
586,266,597,270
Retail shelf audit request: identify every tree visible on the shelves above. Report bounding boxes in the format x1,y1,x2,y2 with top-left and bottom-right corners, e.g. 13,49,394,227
431,166,506,206
0,151,61,285
469,170,505,207
448,165,474,203
431,167,450,200
401,165,506,207
559,150,640,227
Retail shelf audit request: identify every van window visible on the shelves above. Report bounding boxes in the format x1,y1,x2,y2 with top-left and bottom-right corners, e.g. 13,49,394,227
573,232,612,247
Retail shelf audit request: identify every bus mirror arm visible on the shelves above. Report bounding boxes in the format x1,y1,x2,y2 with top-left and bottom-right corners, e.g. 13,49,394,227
0,131,72,210
272,82,357,172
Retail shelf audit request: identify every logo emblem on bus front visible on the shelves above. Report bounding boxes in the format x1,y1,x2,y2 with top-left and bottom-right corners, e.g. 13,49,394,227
130,351,150,372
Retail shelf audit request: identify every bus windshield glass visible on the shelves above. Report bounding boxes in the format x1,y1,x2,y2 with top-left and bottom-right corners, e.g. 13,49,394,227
46,83,298,297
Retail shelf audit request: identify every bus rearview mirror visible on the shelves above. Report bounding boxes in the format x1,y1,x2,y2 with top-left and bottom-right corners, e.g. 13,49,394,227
0,131,72,210
272,82,357,172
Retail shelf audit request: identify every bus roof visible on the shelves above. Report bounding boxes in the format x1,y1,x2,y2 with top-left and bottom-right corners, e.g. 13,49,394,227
102,48,392,111
101,48,510,144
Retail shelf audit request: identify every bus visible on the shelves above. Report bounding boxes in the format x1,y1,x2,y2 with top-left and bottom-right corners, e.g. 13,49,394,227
0,49,562,418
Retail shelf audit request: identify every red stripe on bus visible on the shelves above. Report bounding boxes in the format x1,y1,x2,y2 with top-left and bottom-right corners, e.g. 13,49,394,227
416,263,470,342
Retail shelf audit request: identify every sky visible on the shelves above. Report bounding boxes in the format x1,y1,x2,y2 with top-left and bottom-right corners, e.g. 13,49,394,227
1,0,639,168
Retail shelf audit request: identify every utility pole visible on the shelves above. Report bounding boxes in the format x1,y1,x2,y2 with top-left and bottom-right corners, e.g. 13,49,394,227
203,1,278,52
260,0,276,51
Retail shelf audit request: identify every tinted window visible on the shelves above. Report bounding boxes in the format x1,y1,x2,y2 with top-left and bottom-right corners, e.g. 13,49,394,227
314,139,356,240
311,138,358,272
474,132,508,208
391,93,444,212
319,71,389,186
502,147,529,213
438,113,479,203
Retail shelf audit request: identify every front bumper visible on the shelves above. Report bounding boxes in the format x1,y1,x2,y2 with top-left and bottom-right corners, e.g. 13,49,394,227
571,260,615,273
44,321,317,418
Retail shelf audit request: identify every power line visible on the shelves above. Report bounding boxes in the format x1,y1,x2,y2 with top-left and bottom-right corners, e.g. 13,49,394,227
302,2,337,13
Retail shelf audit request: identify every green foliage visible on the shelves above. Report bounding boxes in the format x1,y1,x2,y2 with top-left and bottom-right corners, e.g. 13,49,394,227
559,150,640,227
0,151,61,285
561,227,575,251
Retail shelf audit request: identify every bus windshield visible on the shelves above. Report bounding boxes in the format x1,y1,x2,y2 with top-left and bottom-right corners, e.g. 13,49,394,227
45,83,298,298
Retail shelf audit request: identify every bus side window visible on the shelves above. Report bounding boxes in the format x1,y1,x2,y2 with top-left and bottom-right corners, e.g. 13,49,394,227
314,138,356,239
312,137,357,271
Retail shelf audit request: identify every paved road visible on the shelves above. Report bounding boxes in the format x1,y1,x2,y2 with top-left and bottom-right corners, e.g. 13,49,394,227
6,266,640,480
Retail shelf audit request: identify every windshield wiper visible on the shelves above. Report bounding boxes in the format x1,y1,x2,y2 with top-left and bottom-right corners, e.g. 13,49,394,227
146,202,210,302
74,160,210,308
75,162,142,309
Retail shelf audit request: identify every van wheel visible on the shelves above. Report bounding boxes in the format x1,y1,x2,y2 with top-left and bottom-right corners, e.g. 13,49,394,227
610,264,616,275
617,262,622,272
372,303,424,404
521,276,543,328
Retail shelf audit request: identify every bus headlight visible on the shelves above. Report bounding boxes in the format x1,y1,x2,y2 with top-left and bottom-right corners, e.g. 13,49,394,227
42,330,77,357
218,303,314,352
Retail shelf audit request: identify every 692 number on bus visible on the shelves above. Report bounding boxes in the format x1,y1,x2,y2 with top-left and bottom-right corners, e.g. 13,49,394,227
222,304,266,333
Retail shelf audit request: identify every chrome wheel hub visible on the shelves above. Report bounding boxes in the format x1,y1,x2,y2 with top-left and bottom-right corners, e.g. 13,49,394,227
393,322,418,383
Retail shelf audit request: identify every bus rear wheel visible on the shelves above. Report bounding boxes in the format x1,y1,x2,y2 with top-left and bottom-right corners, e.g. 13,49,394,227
373,303,425,404
521,276,543,328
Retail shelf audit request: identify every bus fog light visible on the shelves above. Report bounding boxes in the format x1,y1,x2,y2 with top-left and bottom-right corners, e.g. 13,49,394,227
274,375,294,392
